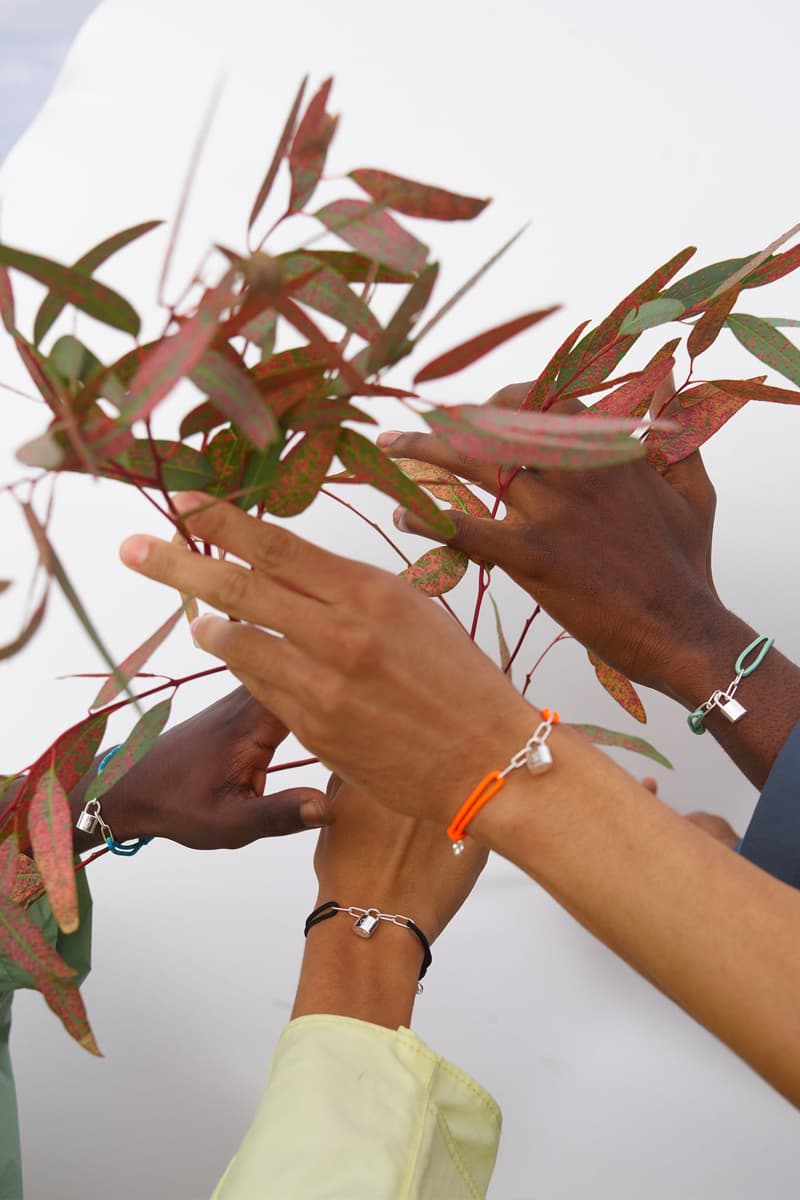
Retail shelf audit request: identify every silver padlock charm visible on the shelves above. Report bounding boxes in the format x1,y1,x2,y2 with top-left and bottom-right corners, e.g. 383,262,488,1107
526,741,553,775
353,911,380,938
76,808,98,834
716,694,746,723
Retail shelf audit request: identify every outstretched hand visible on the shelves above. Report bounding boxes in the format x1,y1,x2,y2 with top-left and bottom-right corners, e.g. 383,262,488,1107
377,377,724,699
90,685,332,849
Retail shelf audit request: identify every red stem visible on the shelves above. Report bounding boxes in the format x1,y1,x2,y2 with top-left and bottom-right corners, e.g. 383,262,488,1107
504,606,541,675
521,631,569,698
265,755,319,775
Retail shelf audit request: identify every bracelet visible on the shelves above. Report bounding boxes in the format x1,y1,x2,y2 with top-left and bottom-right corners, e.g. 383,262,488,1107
687,635,774,734
447,709,560,856
75,745,153,856
304,900,432,989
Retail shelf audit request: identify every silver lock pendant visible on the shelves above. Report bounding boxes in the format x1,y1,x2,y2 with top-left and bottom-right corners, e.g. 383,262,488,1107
353,911,380,938
76,809,98,834
526,742,553,775
716,695,746,723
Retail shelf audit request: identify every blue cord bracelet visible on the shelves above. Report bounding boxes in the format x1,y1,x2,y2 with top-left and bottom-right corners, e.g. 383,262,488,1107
95,744,153,857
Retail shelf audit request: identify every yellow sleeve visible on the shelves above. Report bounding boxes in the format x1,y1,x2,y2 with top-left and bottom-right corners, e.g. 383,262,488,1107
211,1015,501,1200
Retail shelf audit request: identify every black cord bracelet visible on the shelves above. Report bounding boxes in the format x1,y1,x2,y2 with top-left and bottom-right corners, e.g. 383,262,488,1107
304,900,432,982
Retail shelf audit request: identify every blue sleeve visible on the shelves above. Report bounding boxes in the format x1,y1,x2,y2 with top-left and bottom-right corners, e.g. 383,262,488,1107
737,720,800,888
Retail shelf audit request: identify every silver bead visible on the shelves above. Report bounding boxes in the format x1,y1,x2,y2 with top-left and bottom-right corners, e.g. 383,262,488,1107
353,911,380,938
452,840,465,857
526,742,553,774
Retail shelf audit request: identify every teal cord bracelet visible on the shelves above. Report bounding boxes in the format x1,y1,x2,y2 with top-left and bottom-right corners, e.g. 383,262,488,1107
75,744,153,856
688,634,774,734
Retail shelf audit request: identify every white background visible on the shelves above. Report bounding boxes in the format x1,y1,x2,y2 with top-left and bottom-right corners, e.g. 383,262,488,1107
1,1,799,1197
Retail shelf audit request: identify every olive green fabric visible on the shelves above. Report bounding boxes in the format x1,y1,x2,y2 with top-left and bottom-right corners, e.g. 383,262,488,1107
0,871,92,1200
212,1014,502,1200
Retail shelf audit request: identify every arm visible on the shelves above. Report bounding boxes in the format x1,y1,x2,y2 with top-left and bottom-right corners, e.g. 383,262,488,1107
121,497,800,1106
212,783,500,1200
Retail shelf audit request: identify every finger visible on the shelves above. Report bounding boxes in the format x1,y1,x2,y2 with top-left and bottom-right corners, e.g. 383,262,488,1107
120,534,325,642
170,492,363,603
231,786,334,844
395,505,541,570
640,777,658,794
685,811,740,849
663,450,717,516
192,615,313,696
377,429,512,495
487,380,535,409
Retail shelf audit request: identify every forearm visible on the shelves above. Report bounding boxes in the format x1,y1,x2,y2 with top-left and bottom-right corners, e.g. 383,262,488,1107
468,719,800,1105
660,603,800,789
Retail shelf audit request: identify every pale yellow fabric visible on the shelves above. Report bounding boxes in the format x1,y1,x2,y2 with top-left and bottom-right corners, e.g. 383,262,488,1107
211,1015,501,1200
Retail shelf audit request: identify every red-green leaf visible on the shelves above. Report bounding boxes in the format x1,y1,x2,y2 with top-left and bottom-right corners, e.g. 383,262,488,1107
283,253,381,339
289,78,338,213
0,590,49,661
304,250,413,284
708,378,800,405
0,266,15,331
646,385,747,467
206,428,247,496
14,712,109,832
560,335,638,400
240,308,277,359
569,724,673,769
368,263,439,373
28,768,77,934
315,199,428,275
285,395,375,430
664,256,751,310
0,893,76,981
275,295,368,395
350,169,489,221
414,307,558,385
591,342,677,419
119,272,238,425
85,699,172,804
259,429,339,516
33,221,162,346
488,593,512,672
0,830,19,895
424,406,646,470
618,298,685,336
190,350,277,450
92,607,183,709
336,430,455,537
687,287,740,360
395,458,491,517
0,242,140,336
522,321,590,412
727,314,800,388
399,546,468,596
103,440,218,491
179,400,226,439
587,651,646,723
565,246,696,382
46,974,101,1055
249,75,308,231
744,244,800,288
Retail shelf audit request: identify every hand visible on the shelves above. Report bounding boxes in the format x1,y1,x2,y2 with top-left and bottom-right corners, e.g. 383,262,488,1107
314,776,487,942
376,378,724,700
119,497,534,825
78,685,332,849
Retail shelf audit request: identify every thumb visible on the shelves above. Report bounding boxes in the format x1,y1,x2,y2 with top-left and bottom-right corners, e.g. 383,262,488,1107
229,786,334,846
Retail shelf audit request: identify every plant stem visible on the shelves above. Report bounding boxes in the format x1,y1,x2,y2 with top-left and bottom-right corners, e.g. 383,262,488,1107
521,630,569,698
265,755,319,775
505,606,541,675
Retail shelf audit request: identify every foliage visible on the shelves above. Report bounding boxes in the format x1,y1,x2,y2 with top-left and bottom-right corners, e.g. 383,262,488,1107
1,76,799,1051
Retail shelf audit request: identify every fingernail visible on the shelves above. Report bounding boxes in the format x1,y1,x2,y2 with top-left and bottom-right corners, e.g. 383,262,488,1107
300,798,333,828
377,431,402,449
171,492,204,513
119,536,150,567
190,616,209,648
393,507,410,532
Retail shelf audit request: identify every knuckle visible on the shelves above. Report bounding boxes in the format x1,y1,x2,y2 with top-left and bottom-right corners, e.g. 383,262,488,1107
252,523,297,573
217,565,253,613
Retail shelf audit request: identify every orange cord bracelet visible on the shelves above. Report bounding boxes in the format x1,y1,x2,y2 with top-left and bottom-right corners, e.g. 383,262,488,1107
447,710,560,856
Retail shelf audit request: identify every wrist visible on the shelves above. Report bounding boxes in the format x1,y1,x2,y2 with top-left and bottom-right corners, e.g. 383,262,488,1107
654,603,757,710
69,756,149,853
293,904,423,1028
